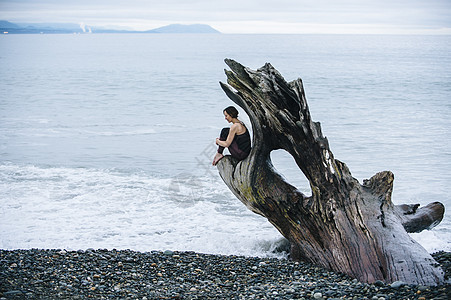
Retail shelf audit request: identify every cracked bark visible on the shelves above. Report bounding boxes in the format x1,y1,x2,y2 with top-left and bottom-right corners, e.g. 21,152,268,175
216,59,445,285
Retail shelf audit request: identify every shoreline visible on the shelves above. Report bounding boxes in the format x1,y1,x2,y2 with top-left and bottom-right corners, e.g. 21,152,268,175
1,249,449,299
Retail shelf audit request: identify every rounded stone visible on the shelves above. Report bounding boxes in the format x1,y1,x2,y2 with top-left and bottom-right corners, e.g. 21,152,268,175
390,281,406,289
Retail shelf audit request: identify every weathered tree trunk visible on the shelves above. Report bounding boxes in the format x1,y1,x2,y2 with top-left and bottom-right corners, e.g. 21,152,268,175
216,59,445,285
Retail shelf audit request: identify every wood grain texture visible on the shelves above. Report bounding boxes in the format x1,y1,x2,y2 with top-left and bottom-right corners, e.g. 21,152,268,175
216,59,445,285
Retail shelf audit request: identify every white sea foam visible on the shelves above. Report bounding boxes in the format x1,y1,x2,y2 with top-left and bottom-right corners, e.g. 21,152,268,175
0,164,285,257
0,163,448,257
410,229,451,253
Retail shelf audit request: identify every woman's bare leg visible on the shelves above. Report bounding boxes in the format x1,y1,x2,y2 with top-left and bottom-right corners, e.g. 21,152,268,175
212,153,224,165
213,128,229,165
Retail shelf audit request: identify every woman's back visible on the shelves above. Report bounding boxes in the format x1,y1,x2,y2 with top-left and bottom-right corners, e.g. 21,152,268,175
235,129,251,154
233,122,247,135
234,122,251,154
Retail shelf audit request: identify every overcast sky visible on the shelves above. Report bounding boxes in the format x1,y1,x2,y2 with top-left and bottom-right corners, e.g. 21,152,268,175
1,0,450,34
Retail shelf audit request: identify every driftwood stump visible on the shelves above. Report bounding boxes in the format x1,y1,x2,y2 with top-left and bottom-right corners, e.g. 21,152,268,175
216,59,445,285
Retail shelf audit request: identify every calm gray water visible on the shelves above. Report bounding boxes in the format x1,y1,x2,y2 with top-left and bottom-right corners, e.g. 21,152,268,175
0,34,450,255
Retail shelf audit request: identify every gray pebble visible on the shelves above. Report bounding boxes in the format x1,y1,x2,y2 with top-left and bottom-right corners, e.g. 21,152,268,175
0,249,448,299
390,280,406,288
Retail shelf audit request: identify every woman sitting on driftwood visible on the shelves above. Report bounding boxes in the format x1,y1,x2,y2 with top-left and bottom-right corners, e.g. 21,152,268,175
212,106,251,166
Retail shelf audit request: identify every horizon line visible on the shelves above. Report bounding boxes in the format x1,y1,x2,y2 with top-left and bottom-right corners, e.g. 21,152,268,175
1,20,451,35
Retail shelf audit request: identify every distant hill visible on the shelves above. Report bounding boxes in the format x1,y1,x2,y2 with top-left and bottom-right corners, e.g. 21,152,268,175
0,20,220,34
0,20,20,29
0,20,86,34
146,24,220,34
17,22,84,31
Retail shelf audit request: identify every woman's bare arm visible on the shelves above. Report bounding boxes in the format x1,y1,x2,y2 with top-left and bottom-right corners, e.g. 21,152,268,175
216,124,239,147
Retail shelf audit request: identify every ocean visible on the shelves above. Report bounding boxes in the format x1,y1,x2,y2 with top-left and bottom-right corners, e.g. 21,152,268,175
0,33,450,257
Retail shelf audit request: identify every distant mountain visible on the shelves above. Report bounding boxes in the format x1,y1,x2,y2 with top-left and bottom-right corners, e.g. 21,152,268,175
17,22,84,31
0,20,20,29
1,20,86,34
0,20,220,34
146,24,220,34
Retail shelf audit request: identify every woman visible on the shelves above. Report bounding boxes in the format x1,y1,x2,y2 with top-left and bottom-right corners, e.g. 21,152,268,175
212,106,251,166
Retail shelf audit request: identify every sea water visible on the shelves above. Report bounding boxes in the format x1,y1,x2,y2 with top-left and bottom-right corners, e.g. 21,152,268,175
0,34,450,256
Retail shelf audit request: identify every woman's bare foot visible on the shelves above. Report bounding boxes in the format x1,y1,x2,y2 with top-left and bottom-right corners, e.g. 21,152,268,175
212,153,224,166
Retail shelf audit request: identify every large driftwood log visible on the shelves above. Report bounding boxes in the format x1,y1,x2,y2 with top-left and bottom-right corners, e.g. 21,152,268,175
216,59,445,285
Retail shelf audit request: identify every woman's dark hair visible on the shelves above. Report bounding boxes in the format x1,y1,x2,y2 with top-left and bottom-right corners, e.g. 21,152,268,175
224,106,239,118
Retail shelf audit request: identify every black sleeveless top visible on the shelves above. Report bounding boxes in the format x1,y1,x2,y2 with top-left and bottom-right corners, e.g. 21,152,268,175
235,123,251,154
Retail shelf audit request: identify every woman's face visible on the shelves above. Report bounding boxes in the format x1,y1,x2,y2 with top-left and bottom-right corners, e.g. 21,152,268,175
224,111,233,123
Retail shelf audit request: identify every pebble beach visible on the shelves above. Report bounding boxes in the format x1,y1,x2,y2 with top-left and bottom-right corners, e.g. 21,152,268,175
0,249,449,299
